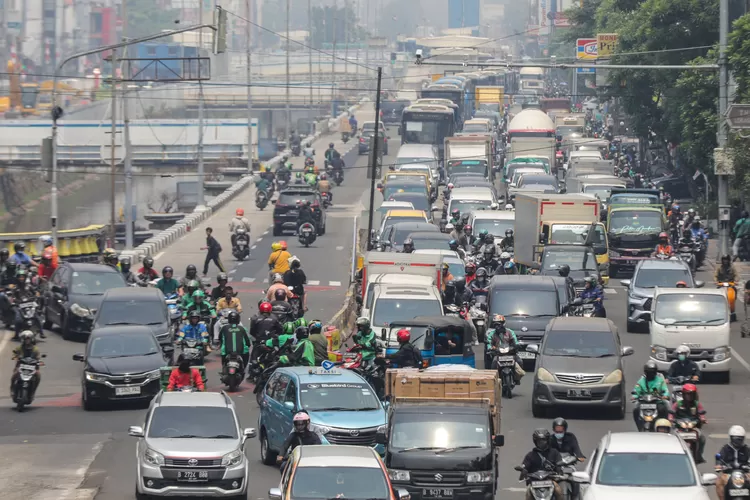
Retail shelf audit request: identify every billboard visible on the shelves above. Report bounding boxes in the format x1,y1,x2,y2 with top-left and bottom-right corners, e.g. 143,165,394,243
539,0,550,35
576,38,597,60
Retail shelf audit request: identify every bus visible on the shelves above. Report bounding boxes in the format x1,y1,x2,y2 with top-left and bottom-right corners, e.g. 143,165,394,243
415,98,460,130
519,67,545,92
401,104,456,161
420,84,466,128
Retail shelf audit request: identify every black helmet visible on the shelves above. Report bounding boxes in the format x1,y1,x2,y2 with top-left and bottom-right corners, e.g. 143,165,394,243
143,256,154,268
217,272,228,283
505,229,514,238
329,142,335,148
14,242,25,253
557,264,570,277
444,280,456,290
454,279,466,292
189,310,201,321
162,266,174,275
274,288,287,301
533,428,550,450
295,326,310,341
644,360,658,380
552,417,568,432
186,264,197,275
403,238,414,248
744,210,750,219
0,248,9,259
228,311,240,324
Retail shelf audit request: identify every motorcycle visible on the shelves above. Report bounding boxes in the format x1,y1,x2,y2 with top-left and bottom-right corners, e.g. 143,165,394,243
233,228,251,261
718,282,738,321
634,393,662,432
16,296,42,340
277,177,289,191
164,293,182,331
291,143,301,156
470,298,488,340
515,456,575,500
342,131,350,143
288,287,303,319
716,456,750,500
256,190,269,210
177,336,206,367
677,243,696,274
667,375,698,406
321,191,332,208
298,222,316,247
674,416,704,462
221,353,245,392
489,341,525,399
12,355,44,411
570,297,596,317
213,308,237,346
332,168,343,186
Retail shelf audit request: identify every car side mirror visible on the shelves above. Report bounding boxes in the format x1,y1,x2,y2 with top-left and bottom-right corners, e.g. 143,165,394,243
72,353,85,362
376,183,383,189
695,280,705,288
243,428,257,440
128,425,144,437
162,345,175,354
570,471,591,484
381,328,387,341
526,344,539,354
283,401,296,412
619,279,631,287
558,187,567,194
52,285,65,295
701,473,718,485
509,182,517,188
493,434,505,446
269,487,283,500
375,431,387,444
572,297,583,306
621,346,634,357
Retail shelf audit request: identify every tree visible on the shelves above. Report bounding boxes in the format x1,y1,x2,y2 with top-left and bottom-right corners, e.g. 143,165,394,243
727,14,750,198
126,0,180,40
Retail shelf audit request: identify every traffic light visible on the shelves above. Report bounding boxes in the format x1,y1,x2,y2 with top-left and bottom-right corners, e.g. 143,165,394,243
390,52,396,64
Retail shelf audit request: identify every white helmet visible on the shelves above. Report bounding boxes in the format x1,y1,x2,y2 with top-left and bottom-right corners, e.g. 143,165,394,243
675,344,690,357
288,255,300,266
500,252,511,260
273,273,284,283
505,203,514,211
445,223,455,231
19,330,34,342
730,425,746,438
39,235,52,246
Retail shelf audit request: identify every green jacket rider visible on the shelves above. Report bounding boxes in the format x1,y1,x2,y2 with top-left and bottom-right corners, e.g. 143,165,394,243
156,276,180,295
632,371,670,398
279,326,315,366
182,290,216,320
352,317,378,361
265,334,295,349
304,172,318,187
220,321,252,356
255,177,271,192
485,326,518,345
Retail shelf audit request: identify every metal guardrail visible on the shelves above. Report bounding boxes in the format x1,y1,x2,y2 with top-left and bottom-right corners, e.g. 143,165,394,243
0,144,248,164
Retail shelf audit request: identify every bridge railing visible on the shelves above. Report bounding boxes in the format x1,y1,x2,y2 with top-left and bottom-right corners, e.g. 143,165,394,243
0,225,106,262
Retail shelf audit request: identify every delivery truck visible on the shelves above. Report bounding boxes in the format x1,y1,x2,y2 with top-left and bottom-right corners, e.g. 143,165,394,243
444,135,494,180
475,85,505,111
514,193,600,267
360,251,442,307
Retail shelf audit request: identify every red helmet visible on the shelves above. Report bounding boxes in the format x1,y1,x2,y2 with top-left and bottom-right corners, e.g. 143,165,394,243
279,241,288,250
659,232,668,239
682,383,698,398
464,225,472,232
259,301,273,313
235,208,244,216
396,329,411,343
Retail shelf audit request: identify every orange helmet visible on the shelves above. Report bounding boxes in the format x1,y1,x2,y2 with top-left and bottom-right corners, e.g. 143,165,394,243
236,208,244,217
279,241,288,250
676,281,688,288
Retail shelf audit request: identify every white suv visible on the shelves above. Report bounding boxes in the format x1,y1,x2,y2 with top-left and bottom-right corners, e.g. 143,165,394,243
573,432,715,499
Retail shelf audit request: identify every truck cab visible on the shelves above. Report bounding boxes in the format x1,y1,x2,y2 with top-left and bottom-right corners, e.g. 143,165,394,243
606,204,667,277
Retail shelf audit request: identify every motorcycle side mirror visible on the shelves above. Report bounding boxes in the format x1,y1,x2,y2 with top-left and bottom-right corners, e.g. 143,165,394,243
619,279,631,287
570,471,591,484
41,353,47,358
572,297,583,306
513,465,524,472
375,431,387,444
162,345,175,354
526,344,539,354
493,434,505,447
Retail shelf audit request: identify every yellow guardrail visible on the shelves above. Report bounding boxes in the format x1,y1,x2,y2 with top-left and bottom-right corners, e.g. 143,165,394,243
0,225,106,260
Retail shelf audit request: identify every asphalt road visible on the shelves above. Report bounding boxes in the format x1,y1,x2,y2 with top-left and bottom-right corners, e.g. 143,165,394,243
2,127,749,499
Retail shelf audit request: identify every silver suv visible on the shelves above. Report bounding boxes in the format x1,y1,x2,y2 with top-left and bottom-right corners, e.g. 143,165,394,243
129,390,256,498
621,259,703,332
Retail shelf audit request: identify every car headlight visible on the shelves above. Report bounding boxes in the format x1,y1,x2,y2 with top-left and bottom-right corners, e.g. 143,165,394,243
389,469,410,482
713,346,730,362
145,369,161,380
309,423,330,435
70,303,92,318
651,345,667,361
466,471,493,483
602,369,623,384
609,250,621,258
143,448,165,466
629,293,647,301
222,449,245,466
85,371,109,382
536,367,555,382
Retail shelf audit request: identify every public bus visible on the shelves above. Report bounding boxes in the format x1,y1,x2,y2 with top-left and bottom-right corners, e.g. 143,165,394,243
520,67,545,92
420,84,466,128
400,104,456,161
415,98,461,130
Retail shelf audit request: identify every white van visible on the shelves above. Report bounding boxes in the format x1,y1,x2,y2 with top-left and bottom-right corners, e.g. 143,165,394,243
447,187,499,215
369,284,444,341
361,274,436,320
649,287,731,383
395,144,440,182
569,150,603,161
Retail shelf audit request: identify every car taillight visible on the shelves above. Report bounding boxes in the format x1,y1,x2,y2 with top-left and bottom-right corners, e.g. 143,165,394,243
360,137,365,143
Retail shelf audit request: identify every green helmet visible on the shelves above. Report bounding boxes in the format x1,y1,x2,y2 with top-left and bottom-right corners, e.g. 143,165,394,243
286,162,293,170
192,289,205,298
283,322,295,335
15,268,28,277
294,317,308,328
478,229,489,237
295,172,302,178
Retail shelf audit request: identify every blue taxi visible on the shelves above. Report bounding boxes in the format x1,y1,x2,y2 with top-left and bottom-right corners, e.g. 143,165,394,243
258,365,387,465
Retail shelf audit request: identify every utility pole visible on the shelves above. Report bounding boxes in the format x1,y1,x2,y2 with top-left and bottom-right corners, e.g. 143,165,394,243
285,0,291,148
197,4,206,207
343,0,349,86
332,3,337,113
308,0,314,118
365,67,383,250
109,48,118,246
364,1,369,82
122,0,135,250
717,0,731,260
246,0,254,171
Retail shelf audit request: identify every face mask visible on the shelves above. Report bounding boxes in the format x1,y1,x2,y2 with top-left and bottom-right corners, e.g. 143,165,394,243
179,363,191,373
678,355,686,362
554,433,564,440
645,372,656,381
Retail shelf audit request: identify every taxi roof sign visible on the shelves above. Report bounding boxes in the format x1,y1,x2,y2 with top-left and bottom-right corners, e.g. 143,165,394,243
309,367,342,375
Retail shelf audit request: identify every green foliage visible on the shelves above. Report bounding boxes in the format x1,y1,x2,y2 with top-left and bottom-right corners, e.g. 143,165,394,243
729,14,750,101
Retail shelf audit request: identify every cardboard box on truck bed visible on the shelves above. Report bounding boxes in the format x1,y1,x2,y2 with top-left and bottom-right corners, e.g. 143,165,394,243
386,368,501,430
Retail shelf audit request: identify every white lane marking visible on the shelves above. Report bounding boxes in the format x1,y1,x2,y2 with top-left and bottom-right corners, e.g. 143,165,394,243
154,251,164,260
308,280,320,285
336,246,344,251
263,230,269,235
710,434,730,439
256,237,263,242
0,331,13,357
329,281,342,286
229,269,237,274
251,245,257,250
503,487,527,492
731,347,750,373
263,278,269,283
238,261,244,266
241,277,255,283
604,288,617,294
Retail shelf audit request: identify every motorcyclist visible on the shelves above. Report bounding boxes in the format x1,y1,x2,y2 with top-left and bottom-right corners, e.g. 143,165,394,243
266,273,293,301
549,418,585,460
276,163,292,185
210,273,230,302
580,276,605,317
652,232,674,257
733,210,750,258
304,167,318,187
446,223,459,240
10,269,43,339
402,238,415,253
499,260,518,275
667,344,701,382
178,310,210,347
293,171,307,185
452,279,474,307
179,265,203,292
715,254,738,283
324,143,338,165
655,418,673,433
690,219,708,244
668,203,682,227
0,248,8,274
270,288,294,323
118,256,138,285
8,242,37,269
464,262,477,285
329,150,346,178
249,301,283,344
278,326,315,366
349,114,358,132
441,264,455,293
279,412,322,467
284,256,308,311
448,239,466,259
37,250,56,281
468,267,490,297
38,235,59,271
10,330,41,397
180,280,201,309
351,317,379,364
632,360,670,430
289,130,301,149
678,227,695,249
219,310,252,373
458,225,473,251
255,174,272,194
268,242,292,279
101,247,118,269
668,383,707,463
448,208,461,227
385,328,423,368
0,261,17,325
478,247,500,275
229,208,252,248
216,285,242,314
499,251,512,269
715,425,750,500
182,290,216,324
167,354,205,391
296,200,317,234
486,314,524,384
683,208,697,228
137,256,159,281
501,229,515,251
518,429,564,500
318,173,333,204
307,320,329,365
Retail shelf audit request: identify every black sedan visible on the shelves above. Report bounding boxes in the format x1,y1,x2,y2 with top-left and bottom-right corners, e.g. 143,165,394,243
74,325,171,411
358,129,389,155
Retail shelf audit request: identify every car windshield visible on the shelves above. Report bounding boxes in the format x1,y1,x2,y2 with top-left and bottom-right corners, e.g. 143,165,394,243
609,210,663,234
444,260,465,281
512,170,545,184
70,271,126,295
389,194,430,213
95,299,167,327
507,164,546,179
542,330,617,357
550,224,606,246
362,122,379,132
449,163,486,175
300,381,381,411
541,249,598,272
148,406,238,439
583,185,619,200
278,191,316,206
634,267,691,288
451,200,493,213
463,124,488,133
557,126,583,135
89,332,160,358
382,217,425,233
384,185,427,199
519,176,555,187
392,226,436,245
291,466,390,500
490,290,558,317
390,412,490,450
596,452,695,487
411,237,451,251
397,157,434,166
472,218,514,237
519,185,557,193
373,298,442,326
654,294,728,325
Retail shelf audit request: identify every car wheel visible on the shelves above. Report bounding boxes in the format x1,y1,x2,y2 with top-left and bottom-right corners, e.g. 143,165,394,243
612,398,626,420
260,429,278,465
717,371,731,384
531,401,546,418
61,314,75,341
319,220,326,236
609,265,618,279
228,493,248,500
135,484,150,500
273,224,283,236
626,320,636,333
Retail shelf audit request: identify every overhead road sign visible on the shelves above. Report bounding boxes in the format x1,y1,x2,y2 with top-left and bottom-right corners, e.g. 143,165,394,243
576,39,598,60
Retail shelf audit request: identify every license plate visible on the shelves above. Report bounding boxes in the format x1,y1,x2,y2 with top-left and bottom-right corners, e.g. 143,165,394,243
288,210,299,216
518,351,536,359
177,470,209,482
115,386,141,396
679,433,696,440
227,361,240,368
496,356,514,363
532,480,554,488
567,389,591,399
19,303,35,309
730,490,749,497
19,364,36,371
423,488,453,498
640,403,657,410
183,348,200,355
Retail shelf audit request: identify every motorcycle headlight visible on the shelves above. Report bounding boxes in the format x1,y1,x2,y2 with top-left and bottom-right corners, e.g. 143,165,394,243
732,470,746,487
602,369,623,384
143,448,165,467
221,449,245,466
651,345,667,361
536,368,555,382
388,469,410,482
70,303,92,318
85,371,109,382
466,471,493,483
713,346,730,362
